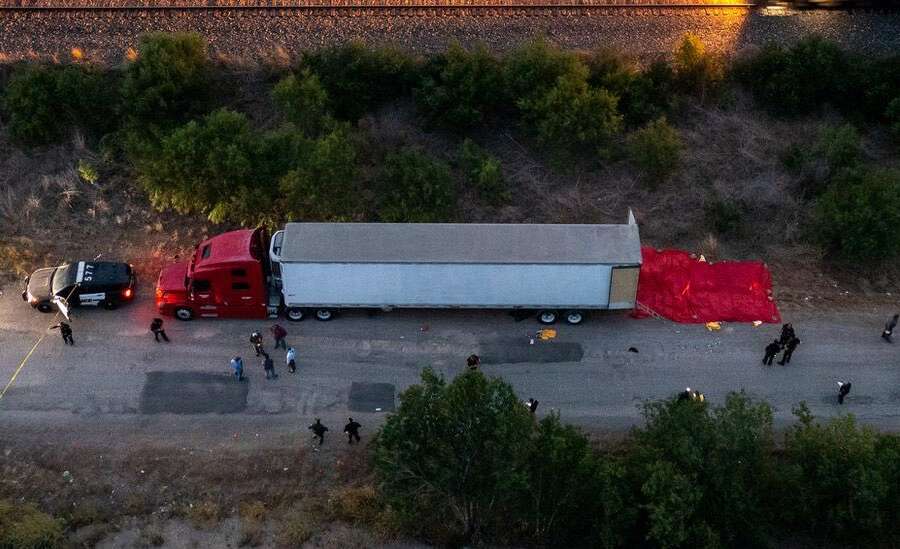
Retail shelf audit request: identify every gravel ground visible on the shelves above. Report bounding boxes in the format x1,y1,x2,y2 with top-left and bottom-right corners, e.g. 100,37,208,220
1,10,899,64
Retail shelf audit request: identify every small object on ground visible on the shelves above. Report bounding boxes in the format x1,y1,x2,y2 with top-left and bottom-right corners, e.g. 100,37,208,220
705,321,721,331
538,328,557,340
628,347,639,353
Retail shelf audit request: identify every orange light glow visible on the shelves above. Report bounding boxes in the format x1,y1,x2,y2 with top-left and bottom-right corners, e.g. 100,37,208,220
70,47,84,61
123,288,133,299
125,47,138,62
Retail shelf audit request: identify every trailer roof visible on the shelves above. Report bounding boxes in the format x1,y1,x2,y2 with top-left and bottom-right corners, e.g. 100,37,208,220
279,220,641,265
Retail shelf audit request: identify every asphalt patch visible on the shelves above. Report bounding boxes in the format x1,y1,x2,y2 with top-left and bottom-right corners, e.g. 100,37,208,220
140,372,248,414
479,339,584,364
349,382,395,413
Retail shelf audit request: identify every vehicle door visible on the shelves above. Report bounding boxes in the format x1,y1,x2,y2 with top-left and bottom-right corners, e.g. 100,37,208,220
77,285,107,307
52,294,72,321
220,267,263,318
189,278,219,317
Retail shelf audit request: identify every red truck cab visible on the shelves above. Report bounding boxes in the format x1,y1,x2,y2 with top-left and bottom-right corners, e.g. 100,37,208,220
155,229,270,320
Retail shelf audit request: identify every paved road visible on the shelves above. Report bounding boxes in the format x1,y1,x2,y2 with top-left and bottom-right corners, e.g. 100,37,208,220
1,288,899,449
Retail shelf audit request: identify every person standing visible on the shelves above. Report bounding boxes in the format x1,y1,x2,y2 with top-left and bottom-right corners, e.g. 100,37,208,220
763,339,781,366
466,354,480,371
777,336,800,365
344,417,361,444
286,347,297,373
526,398,539,414
250,332,264,357
779,323,795,346
271,324,288,350
263,355,277,380
231,356,244,382
51,322,74,345
309,419,328,446
882,314,898,343
838,381,852,404
150,318,170,343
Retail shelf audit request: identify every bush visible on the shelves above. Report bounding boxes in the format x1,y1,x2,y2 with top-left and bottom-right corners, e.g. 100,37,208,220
704,197,745,236
503,37,584,108
860,55,900,120
627,117,681,184
0,500,64,549
458,139,510,206
815,167,900,260
272,69,331,137
817,124,863,174
302,42,418,121
415,43,505,130
673,33,724,102
121,32,211,136
887,97,900,142
376,148,456,222
586,50,674,126
2,64,117,145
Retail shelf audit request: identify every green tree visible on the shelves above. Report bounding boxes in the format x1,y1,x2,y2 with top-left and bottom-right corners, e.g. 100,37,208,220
415,42,505,130
627,117,682,184
279,126,361,221
503,37,584,108
121,32,211,136
673,33,724,102
586,51,674,127
817,124,863,174
376,148,456,222
375,369,533,543
272,69,330,137
457,139,509,206
815,167,900,260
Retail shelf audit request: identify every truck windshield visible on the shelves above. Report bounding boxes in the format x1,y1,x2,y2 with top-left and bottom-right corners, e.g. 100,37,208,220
50,264,76,294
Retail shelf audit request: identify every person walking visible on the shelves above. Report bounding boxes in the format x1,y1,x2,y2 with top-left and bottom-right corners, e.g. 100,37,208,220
286,347,297,373
344,417,361,444
51,322,74,345
231,356,244,382
779,323,795,346
263,355,277,380
526,398,539,414
150,318,170,343
882,314,898,343
309,418,328,446
838,381,852,404
777,336,800,365
763,339,781,366
250,332,264,357
466,354,480,371
271,324,288,350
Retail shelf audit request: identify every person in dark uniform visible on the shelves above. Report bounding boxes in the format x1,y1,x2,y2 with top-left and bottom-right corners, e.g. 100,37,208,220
838,381,852,404
150,318,170,342
250,332,263,356
263,355,277,380
344,417,361,444
309,418,328,445
882,314,898,343
777,336,800,365
763,339,781,366
271,324,288,350
51,322,74,345
526,398,539,414
466,354,480,371
779,323,795,346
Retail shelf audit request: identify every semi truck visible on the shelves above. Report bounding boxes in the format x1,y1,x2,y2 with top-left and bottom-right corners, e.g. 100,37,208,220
155,215,642,324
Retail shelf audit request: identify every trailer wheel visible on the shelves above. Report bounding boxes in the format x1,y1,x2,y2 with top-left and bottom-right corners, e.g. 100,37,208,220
565,311,584,325
286,307,305,322
315,309,334,321
174,307,194,321
36,302,53,313
538,310,558,325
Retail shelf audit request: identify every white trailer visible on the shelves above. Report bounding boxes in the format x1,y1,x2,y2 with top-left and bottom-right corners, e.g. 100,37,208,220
268,213,641,324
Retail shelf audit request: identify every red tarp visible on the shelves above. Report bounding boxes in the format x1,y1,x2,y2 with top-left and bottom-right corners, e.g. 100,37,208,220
634,247,781,324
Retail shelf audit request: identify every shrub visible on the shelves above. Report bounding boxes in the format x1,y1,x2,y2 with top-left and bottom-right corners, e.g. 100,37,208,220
503,37,584,108
524,70,623,158
302,42,418,121
457,139,510,206
376,148,456,222
673,33,724,102
627,117,681,184
415,43,505,130
815,167,900,260
77,159,99,185
704,197,745,236
329,486,380,524
887,97,900,142
0,500,64,549
586,50,674,126
860,55,900,120
2,64,117,145
272,69,331,137
816,124,863,174
121,32,211,136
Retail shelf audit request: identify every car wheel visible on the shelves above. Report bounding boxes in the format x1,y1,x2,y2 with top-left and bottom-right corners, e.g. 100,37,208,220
565,311,584,325
174,307,194,321
36,302,53,313
286,307,305,322
538,310,557,325
315,309,335,321
102,300,117,310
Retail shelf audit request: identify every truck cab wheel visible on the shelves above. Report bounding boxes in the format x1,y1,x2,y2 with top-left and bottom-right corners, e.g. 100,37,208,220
36,302,53,313
174,307,194,321
538,310,558,325
286,307,305,322
315,309,334,321
565,311,584,325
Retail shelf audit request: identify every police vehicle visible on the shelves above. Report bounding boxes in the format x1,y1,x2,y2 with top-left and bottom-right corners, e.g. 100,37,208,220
22,261,136,314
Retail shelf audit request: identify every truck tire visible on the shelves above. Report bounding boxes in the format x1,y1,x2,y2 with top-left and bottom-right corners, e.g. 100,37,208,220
538,310,558,325
286,307,305,322
315,309,335,321
36,302,53,313
565,311,584,325
174,307,194,321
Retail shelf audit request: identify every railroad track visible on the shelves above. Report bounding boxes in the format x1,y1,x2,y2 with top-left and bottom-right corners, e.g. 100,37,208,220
0,2,760,16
